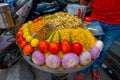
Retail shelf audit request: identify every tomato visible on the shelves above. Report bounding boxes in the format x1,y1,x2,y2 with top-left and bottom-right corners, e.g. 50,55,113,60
23,45,34,56
17,36,25,44
18,28,22,32
84,16,92,23
33,18,39,23
38,41,49,53
16,31,23,38
72,42,83,55
49,42,60,54
20,40,28,48
61,40,72,53
37,16,42,20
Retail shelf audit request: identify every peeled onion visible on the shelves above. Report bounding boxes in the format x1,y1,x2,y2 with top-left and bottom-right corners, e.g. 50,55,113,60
46,54,60,69
89,46,100,59
79,51,91,66
95,40,104,51
62,52,79,69
32,51,45,65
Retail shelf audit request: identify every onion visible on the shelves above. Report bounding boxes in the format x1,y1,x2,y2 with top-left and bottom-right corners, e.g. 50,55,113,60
89,46,100,59
46,54,60,69
32,51,45,65
79,51,91,66
95,40,104,51
62,52,79,69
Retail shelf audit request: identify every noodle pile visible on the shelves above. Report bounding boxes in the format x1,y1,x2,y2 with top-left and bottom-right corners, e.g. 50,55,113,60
46,28,96,50
42,12,82,29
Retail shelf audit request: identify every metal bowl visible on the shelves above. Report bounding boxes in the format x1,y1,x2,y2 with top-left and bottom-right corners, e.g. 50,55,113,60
20,48,94,74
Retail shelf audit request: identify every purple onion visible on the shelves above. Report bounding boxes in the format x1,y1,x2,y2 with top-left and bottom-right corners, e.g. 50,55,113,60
79,51,91,66
62,52,79,70
46,54,61,69
95,40,104,51
89,46,101,59
32,51,45,65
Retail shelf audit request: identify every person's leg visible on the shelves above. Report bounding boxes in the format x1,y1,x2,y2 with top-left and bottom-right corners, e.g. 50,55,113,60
74,66,90,80
92,23,120,69
74,20,102,80
91,22,120,80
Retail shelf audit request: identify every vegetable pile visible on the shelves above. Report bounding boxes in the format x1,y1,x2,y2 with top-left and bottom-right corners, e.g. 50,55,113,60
16,12,104,70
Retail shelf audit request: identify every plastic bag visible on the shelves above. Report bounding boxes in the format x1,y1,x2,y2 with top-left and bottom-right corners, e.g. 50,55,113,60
86,21,104,36
66,4,86,20
14,0,33,26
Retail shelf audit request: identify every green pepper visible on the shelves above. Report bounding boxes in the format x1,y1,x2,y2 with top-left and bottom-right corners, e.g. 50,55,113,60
69,32,73,44
45,32,52,40
58,31,61,44
49,32,56,43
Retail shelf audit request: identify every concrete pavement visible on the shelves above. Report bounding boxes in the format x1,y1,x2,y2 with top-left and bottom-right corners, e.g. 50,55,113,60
0,58,112,80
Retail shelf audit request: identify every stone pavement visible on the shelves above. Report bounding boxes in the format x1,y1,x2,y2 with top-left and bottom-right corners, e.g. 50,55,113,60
0,58,112,80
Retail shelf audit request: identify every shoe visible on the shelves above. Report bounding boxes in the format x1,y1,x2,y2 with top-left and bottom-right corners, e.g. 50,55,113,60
74,72,84,80
92,70,101,80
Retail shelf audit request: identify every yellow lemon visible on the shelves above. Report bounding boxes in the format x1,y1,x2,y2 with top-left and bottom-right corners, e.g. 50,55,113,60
27,21,33,25
23,28,29,33
26,35,33,42
23,32,30,38
22,23,29,29
31,38,39,47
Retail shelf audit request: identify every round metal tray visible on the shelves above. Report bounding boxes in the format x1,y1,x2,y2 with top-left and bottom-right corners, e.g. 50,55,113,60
20,47,94,74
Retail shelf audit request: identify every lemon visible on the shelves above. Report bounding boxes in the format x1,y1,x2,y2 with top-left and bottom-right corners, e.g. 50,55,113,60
27,21,33,25
26,35,33,42
23,28,29,33
31,38,39,47
23,32,30,38
22,23,29,29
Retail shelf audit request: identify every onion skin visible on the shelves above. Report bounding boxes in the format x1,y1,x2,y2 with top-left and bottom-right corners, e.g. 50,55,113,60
79,51,91,66
62,52,79,70
95,40,104,51
89,46,100,59
46,54,60,69
32,51,45,65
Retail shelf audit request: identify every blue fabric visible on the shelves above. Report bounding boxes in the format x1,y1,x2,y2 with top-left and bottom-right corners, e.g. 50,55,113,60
81,20,120,74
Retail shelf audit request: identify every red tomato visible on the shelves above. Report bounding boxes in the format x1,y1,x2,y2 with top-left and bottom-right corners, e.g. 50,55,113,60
61,40,72,53
33,18,39,23
18,28,22,32
72,42,83,55
20,40,28,48
38,41,49,53
23,45,34,56
37,16,42,20
16,31,23,38
17,36,25,44
84,16,92,23
49,42,60,54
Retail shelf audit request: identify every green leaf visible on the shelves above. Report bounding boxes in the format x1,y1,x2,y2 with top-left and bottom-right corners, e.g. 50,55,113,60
29,53,33,63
